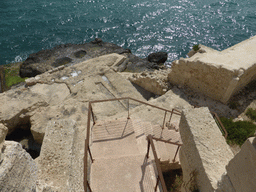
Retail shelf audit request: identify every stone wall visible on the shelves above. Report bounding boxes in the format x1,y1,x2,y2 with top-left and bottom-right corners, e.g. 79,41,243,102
179,107,234,191
168,36,256,104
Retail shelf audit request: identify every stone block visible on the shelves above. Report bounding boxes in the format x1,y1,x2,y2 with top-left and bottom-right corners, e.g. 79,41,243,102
225,137,256,192
169,36,256,103
0,141,38,192
179,107,234,191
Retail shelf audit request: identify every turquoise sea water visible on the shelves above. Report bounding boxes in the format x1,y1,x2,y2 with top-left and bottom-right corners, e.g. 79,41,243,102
1,0,256,65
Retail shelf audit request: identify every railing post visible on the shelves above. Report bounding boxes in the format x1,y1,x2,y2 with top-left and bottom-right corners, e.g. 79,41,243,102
162,111,167,129
168,109,174,123
127,99,130,119
87,180,92,192
172,145,180,163
146,138,150,159
84,141,88,192
90,103,96,125
88,144,94,163
155,176,160,192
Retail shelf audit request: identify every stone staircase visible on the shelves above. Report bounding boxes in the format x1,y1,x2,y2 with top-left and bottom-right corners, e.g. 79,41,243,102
89,117,182,192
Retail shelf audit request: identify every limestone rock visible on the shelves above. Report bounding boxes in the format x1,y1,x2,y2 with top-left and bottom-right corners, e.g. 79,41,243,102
0,141,38,192
179,107,234,192
37,119,81,192
120,69,171,96
169,36,256,103
0,87,49,134
225,137,256,192
19,39,160,77
0,123,8,161
29,83,70,105
30,106,63,144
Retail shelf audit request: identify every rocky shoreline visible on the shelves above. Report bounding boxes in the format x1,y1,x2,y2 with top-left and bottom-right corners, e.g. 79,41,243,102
0,37,256,191
19,38,167,78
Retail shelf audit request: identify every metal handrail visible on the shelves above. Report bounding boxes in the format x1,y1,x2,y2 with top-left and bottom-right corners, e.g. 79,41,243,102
146,135,168,192
84,97,182,192
211,112,228,139
151,136,182,163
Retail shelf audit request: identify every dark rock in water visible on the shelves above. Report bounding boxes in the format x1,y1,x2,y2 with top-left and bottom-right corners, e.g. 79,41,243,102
91,38,103,44
147,52,168,64
52,57,72,67
118,48,132,54
74,50,87,58
19,39,161,77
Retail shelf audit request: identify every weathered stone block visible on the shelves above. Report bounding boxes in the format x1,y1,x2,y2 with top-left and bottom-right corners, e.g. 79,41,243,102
179,107,234,192
0,141,38,192
225,137,256,192
169,36,256,103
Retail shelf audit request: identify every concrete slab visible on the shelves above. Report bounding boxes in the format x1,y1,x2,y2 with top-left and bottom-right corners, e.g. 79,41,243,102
91,119,140,159
90,155,160,192
92,118,134,142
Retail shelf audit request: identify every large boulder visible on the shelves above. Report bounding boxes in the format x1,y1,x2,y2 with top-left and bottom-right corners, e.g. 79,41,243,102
0,141,38,192
147,52,168,64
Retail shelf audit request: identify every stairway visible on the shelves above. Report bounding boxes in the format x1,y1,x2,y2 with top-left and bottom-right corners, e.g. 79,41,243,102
89,117,182,192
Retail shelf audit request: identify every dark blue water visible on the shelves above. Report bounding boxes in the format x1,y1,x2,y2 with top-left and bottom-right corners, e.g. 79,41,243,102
1,0,256,65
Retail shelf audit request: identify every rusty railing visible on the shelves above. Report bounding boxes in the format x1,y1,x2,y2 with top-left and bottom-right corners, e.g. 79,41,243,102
146,135,183,192
211,112,228,139
84,97,182,192
150,136,182,163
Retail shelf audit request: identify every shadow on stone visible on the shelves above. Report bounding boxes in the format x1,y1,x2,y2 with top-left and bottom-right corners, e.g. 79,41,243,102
131,82,156,100
5,121,41,159
52,57,72,67
74,50,87,58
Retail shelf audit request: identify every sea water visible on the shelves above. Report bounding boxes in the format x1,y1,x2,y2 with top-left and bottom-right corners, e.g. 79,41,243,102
0,0,255,65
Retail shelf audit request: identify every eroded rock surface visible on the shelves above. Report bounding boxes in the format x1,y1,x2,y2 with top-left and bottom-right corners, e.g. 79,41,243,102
20,39,161,77
120,68,171,95
0,141,38,192
36,119,80,192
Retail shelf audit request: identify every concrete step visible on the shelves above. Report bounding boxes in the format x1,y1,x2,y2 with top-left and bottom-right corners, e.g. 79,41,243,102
152,124,182,166
90,155,160,192
153,139,169,163
92,118,133,142
131,118,154,155
91,118,141,159
91,131,140,159
131,118,153,137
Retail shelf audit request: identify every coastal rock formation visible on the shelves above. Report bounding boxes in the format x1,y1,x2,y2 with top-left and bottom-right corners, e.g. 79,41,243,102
19,39,161,77
1,36,255,191
169,35,256,103
0,141,38,192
